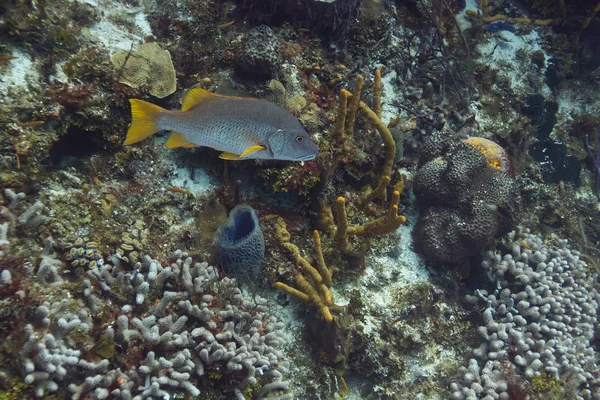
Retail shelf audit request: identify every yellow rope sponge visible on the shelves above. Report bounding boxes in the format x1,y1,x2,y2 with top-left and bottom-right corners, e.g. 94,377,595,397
274,227,336,322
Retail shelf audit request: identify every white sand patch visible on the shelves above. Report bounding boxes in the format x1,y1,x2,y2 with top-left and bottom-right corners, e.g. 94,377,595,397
169,167,215,196
476,29,548,92
0,48,40,96
456,0,479,31
80,0,153,53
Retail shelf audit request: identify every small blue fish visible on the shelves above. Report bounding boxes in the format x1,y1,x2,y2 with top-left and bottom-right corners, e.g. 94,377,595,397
124,89,319,161
485,20,514,33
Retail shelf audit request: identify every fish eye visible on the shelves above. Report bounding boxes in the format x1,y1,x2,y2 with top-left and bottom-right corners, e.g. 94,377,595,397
295,134,304,143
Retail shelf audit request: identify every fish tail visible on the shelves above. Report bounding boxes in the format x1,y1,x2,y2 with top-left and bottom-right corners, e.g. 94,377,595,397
124,99,165,145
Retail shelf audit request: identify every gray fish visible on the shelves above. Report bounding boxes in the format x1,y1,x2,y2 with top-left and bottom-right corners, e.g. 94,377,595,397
124,88,319,161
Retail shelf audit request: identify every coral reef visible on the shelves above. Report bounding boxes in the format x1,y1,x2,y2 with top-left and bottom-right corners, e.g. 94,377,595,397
1,189,49,242
234,0,362,45
453,228,600,399
2,0,600,397
20,250,292,399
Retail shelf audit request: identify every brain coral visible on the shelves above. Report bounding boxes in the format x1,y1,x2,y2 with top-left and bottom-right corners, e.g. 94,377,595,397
413,133,522,265
234,25,281,80
110,42,176,98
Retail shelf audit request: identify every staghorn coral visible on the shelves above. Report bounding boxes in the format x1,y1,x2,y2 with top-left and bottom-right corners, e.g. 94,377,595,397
0,189,51,281
20,300,99,398
21,248,292,399
114,251,291,399
1,189,49,241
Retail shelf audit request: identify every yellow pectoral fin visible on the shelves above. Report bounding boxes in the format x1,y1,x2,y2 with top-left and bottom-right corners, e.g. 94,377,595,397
166,132,195,148
219,152,241,160
239,145,265,158
219,145,265,160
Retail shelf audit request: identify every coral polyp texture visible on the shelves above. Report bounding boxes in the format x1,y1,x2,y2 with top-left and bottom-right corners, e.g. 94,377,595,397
110,42,177,99
413,132,523,265
234,25,282,80
464,137,513,175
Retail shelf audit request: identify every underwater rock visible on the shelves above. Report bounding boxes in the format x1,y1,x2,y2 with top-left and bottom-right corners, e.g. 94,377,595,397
234,25,281,80
110,42,176,98
214,205,265,278
413,133,522,266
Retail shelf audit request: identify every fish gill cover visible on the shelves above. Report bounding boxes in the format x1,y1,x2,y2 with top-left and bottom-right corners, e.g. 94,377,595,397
1,0,600,398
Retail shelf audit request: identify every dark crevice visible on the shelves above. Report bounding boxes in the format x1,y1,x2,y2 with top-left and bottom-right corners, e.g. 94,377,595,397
48,127,107,169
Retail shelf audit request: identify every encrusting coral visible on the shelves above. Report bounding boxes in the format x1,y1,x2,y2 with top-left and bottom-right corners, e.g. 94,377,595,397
110,42,176,99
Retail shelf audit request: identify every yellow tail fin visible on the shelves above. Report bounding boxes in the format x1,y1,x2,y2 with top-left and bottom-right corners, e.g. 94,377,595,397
124,99,165,145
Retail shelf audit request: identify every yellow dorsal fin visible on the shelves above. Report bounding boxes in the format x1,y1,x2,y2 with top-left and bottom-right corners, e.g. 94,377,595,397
182,88,219,112
219,152,241,160
166,132,195,148
239,145,265,158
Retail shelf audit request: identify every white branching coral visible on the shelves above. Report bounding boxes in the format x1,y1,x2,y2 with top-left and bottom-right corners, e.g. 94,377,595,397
453,228,600,400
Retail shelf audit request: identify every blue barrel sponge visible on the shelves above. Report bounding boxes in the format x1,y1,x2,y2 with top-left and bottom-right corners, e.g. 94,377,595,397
215,205,265,278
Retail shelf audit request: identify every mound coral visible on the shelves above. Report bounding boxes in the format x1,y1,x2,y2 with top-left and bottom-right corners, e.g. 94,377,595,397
234,25,281,80
413,132,522,265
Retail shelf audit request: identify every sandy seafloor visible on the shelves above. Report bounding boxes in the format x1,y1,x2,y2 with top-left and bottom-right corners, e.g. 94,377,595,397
1,0,600,398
